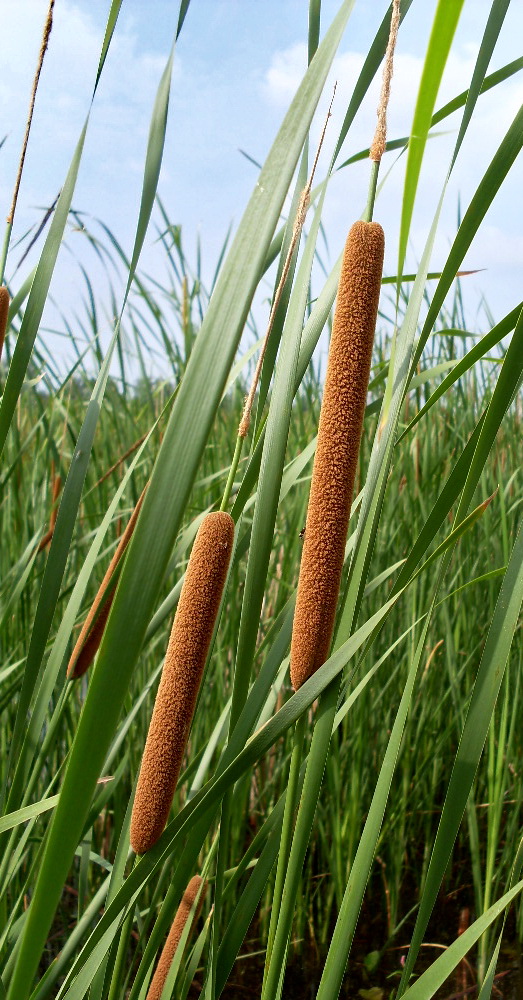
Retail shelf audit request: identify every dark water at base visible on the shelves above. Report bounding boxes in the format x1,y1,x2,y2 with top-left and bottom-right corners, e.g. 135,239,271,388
188,939,523,1000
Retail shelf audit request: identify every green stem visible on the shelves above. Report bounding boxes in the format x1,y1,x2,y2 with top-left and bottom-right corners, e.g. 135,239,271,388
0,223,12,286
220,435,243,512
262,676,342,1000
107,854,137,1000
262,712,306,992
363,159,380,223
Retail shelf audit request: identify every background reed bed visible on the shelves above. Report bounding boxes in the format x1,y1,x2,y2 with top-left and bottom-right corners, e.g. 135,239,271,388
1,2,523,999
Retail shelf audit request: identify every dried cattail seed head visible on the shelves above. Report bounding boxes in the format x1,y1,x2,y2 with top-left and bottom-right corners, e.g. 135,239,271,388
0,287,9,362
146,875,207,1000
130,510,234,855
290,220,384,691
67,486,147,680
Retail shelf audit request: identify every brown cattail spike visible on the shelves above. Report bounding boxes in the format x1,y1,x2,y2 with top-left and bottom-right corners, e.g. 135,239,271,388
290,220,384,691
0,287,9,361
130,511,234,855
146,876,207,1000
67,486,147,679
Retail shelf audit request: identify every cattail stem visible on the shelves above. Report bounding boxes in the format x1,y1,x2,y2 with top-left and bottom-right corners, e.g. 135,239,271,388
220,434,243,511
262,711,306,986
0,286,10,362
0,231,11,289
107,855,137,1000
363,159,380,223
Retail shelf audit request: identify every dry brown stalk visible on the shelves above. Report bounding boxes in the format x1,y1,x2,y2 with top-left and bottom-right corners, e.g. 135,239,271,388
7,0,55,227
92,434,147,490
290,220,384,691
130,510,235,855
369,0,401,163
238,85,336,439
146,876,207,1000
66,486,148,679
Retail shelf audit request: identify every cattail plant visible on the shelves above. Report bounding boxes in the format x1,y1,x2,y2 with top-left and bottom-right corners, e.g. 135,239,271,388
288,0,399,689
289,219,384,689
67,486,147,679
263,8,398,996
146,875,207,1000
0,287,9,361
130,510,234,855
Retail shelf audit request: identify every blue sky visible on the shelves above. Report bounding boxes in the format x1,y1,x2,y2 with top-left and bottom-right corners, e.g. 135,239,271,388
1,0,522,377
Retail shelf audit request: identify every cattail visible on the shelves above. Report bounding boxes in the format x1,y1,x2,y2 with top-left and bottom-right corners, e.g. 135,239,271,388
130,510,234,855
38,472,62,551
290,220,384,691
146,875,207,1000
67,486,147,680
0,286,9,362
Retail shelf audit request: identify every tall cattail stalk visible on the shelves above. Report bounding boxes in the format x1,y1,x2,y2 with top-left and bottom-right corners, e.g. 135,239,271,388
130,510,234,855
67,486,147,679
146,875,207,1000
263,6,399,995
0,287,9,361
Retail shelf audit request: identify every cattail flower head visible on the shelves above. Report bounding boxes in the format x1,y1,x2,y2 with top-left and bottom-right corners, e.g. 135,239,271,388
0,286,9,362
67,486,147,679
290,220,384,691
146,875,207,1000
130,510,234,855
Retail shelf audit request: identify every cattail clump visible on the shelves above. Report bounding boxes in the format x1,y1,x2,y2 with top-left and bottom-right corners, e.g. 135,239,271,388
67,486,147,679
130,510,234,855
146,875,207,1000
0,286,9,362
290,220,384,691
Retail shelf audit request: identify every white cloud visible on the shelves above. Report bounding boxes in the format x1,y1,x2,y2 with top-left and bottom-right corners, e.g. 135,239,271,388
0,2,174,212
261,36,523,321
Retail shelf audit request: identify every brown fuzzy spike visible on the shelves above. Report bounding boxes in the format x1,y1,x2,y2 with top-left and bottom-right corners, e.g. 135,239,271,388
146,875,207,1000
130,511,234,855
67,486,147,680
0,287,9,362
290,220,384,691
